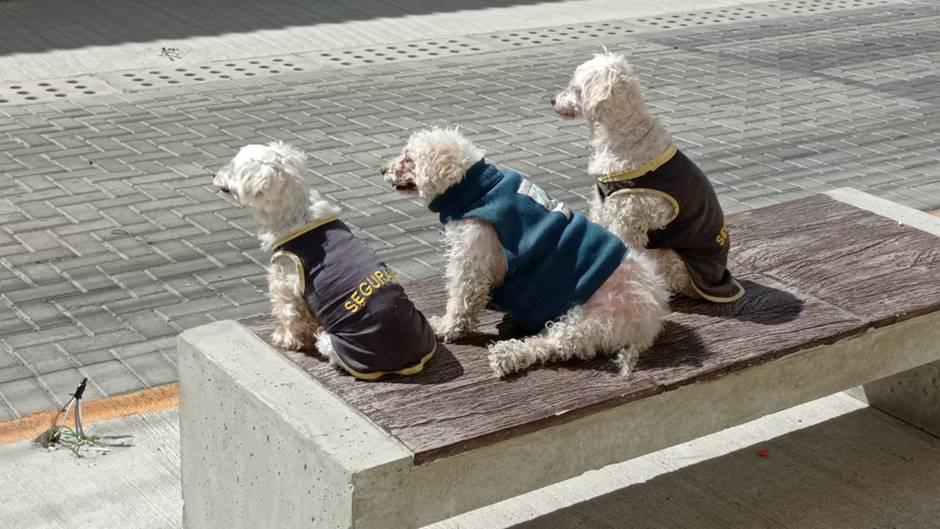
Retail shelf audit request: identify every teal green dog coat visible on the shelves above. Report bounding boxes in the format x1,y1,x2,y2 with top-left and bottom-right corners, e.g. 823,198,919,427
429,160,629,332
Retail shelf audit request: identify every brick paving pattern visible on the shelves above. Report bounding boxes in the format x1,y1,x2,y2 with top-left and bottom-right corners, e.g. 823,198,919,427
1,1,938,419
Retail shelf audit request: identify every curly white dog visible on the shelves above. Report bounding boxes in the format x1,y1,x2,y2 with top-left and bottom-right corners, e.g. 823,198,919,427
383,128,669,377
214,142,436,380
553,52,744,303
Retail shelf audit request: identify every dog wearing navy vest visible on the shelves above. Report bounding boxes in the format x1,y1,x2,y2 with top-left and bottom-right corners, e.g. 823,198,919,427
552,52,745,303
213,142,436,380
383,128,669,377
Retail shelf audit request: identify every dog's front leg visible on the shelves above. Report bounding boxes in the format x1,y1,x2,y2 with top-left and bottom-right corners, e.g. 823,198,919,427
432,220,503,342
587,185,606,225
269,257,322,351
602,193,676,250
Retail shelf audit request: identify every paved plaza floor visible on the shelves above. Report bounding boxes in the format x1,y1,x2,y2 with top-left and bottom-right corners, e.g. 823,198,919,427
1,0,939,420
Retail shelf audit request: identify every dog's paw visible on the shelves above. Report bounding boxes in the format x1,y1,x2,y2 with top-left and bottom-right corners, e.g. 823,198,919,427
613,346,639,377
487,340,528,378
429,315,471,342
272,325,311,351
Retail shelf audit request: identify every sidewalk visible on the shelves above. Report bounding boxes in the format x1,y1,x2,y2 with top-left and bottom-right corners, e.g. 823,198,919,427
2,393,939,528
1,0,939,421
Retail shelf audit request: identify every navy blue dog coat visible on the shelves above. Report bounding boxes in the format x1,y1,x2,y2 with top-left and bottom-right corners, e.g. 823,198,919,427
271,218,436,380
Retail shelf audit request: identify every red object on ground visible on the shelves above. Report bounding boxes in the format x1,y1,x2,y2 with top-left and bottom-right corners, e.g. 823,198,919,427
758,448,769,458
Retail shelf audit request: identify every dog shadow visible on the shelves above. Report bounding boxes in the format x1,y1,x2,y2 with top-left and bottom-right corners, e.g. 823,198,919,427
638,319,711,372
379,344,465,385
670,279,804,324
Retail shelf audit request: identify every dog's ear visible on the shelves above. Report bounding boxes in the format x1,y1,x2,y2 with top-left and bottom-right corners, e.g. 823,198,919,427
235,143,305,201
267,141,307,178
581,54,634,119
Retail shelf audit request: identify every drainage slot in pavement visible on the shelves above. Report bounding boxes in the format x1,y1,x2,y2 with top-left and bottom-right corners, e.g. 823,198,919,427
488,22,638,47
309,38,488,67
0,78,117,105
103,57,308,91
773,0,894,14
633,7,770,30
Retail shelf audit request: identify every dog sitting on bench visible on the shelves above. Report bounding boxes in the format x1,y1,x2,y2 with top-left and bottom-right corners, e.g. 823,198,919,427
552,52,744,303
213,142,436,380
383,128,669,377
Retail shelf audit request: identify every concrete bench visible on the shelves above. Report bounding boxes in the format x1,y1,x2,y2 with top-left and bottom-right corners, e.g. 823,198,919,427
178,188,940,529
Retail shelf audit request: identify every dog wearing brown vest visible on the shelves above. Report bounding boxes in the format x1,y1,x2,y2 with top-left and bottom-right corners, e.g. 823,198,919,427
213,142,436,380
552,52,744,303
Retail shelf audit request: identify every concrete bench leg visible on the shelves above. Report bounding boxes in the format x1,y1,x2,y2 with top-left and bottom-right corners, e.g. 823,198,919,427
850,362,940,437
177,321,414,529
827,188,940,439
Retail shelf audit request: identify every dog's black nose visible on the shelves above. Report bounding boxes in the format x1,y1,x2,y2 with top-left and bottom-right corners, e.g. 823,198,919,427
550,97,556,106
220,186,231,193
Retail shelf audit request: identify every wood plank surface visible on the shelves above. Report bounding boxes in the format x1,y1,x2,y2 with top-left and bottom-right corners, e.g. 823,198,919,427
730,195,940,327
239,194,940,464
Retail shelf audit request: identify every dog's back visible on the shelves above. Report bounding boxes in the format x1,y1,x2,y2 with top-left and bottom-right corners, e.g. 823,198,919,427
430,160,628,331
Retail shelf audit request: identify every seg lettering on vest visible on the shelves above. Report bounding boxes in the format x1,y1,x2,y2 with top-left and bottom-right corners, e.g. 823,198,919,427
343,267,398,313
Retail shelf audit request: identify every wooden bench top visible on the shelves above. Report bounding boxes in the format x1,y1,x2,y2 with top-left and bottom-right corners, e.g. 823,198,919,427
240,194,940,464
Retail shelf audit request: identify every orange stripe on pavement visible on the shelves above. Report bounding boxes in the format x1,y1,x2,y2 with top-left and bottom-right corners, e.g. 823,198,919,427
0,383,179,445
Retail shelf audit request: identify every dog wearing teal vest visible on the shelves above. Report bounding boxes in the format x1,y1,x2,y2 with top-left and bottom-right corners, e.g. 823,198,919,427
384,128,669,377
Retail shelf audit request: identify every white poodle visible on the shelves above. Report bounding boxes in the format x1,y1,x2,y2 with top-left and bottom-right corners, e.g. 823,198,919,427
383,128,669,377
552,52,744,303
213,142,436,380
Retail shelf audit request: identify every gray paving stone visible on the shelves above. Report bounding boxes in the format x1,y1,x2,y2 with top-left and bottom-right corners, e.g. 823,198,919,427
57,329,143,356
0,377,56,416
1,325,86,350
155,296,233,319
104,292,181,315
40,367,105,406
110,336,178,361
122,351,178,388
79,360,145,398
14,343,73,376
14,301,72,329
0,364,33,385
121,310,178,340
0,317,33,337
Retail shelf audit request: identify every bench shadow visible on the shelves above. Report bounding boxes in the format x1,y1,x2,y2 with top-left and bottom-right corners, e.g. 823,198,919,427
671,279,804,324
378,344,465,385
503,409,940,529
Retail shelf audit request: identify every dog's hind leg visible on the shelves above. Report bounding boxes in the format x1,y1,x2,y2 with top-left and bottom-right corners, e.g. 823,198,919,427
488,255,667,377
649,248,697,299
487,307,616,377
314,330,340,366
269,256,321,350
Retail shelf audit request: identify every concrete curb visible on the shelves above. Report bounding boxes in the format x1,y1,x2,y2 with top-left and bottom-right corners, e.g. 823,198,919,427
0,383,179,445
